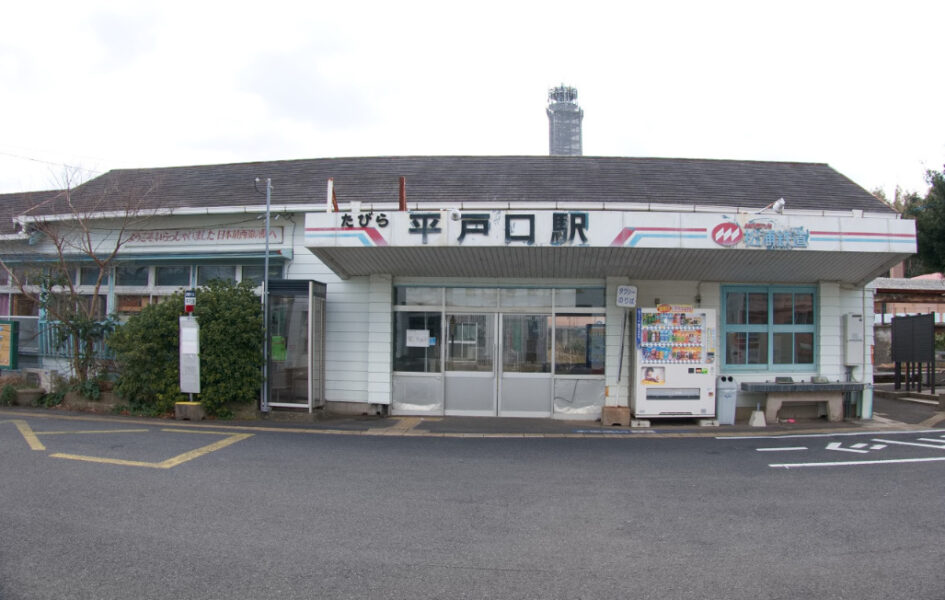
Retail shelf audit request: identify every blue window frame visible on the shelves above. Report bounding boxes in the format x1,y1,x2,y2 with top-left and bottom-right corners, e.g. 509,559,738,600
722,286,816,371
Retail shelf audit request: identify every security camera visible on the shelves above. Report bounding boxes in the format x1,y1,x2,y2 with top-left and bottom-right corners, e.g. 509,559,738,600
449,208,462,221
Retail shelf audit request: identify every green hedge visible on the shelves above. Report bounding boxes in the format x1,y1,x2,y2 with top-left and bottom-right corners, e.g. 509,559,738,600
108,280,263,417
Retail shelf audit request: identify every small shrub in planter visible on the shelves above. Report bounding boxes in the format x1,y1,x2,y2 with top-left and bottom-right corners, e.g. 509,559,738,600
0,384,16,407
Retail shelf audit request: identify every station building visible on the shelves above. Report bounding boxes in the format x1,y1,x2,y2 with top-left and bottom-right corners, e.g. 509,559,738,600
0,91,915,422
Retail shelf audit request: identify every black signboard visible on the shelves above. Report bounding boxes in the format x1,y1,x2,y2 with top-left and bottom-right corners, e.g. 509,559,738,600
891,314,935,363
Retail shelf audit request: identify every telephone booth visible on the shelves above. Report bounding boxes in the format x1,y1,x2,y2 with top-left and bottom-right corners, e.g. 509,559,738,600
266,280,326,412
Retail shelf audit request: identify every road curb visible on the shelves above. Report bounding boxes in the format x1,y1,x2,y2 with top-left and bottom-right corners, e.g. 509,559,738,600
0,407,924,440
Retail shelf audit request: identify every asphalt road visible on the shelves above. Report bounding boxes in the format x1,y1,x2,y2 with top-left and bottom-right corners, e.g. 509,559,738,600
1,413,944,600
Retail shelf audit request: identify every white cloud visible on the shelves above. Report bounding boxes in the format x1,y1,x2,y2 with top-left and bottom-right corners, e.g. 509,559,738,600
1,0,943,198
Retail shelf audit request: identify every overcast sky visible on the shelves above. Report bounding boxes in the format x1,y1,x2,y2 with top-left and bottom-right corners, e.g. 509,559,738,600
2,1,943,202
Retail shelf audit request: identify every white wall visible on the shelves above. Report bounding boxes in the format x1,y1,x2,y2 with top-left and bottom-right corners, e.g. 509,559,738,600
289,213,877,415
286,226,375,405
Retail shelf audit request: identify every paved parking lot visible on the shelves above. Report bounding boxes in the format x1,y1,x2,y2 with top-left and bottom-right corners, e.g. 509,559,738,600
2,406,944,599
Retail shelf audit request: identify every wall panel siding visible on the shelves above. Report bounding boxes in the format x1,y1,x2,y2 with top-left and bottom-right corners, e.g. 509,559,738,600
367,274,393,405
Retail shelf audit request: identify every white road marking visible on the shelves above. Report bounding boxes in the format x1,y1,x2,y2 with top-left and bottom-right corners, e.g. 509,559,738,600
873,438,945,451
720,429,945,441
826,442,868,454
770,456,945,469
756,447,808,452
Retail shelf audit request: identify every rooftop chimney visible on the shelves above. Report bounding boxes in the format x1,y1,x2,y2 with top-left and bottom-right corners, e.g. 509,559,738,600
547,85,583,156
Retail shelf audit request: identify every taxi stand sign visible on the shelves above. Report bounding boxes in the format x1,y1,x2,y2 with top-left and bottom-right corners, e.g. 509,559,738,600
616,285,638,308
0,320,18,371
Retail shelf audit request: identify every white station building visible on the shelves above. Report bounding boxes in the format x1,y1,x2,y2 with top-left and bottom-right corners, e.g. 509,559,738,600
0,90,916,422
0,155,914,422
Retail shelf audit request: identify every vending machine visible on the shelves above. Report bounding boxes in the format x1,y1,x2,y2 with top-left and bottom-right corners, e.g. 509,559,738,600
633,306,717,419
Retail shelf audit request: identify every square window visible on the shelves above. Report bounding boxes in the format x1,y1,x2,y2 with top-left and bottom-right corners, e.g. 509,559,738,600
795,294,814,324
156,266,191,287
241,265,283,286
197,266,236,286
725,292,746,325
80,267,109,286
748,293,768,324
393,312,441,372
723,286,815,370
394,287,442,306
115,265,149,286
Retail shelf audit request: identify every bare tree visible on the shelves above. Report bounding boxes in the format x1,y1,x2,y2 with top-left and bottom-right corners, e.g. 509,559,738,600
0,168,159,385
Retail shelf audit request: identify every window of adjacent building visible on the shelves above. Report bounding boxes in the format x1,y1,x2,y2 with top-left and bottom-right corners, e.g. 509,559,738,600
722,286,816,370
116,294,153,315
11,267,38,286
115,265,149,286
241,265,283,286
79,267,109,286
196,265,236,286
155,266,191,287
12,294,38,316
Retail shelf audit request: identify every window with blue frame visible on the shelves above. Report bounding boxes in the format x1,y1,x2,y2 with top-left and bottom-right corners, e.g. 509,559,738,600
722,286,816,370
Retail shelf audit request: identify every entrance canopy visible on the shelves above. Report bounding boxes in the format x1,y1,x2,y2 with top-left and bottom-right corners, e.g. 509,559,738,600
304,209,915,286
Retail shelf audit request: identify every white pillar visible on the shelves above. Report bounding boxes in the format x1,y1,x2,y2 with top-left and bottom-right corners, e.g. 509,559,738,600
367,274,393,406
605,277,632,407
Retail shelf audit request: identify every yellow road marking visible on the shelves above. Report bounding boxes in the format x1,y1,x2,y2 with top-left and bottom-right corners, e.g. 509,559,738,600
919,413,945,428
35,429,150,436
386,417,422,433
47,454,165,469
157,432,253,468
11,420,45,451
161,428,227,434
48,432,253,469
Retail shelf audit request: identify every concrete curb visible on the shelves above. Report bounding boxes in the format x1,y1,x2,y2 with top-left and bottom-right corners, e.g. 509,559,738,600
0,406,926,440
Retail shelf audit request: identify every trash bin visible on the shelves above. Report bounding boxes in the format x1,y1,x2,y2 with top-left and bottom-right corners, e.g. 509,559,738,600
716,376,738,425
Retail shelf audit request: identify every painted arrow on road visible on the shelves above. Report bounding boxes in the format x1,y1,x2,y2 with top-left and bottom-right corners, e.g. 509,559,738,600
825,442,887,454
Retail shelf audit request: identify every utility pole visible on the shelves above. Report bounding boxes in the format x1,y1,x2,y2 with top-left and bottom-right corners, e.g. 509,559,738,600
259,177,272,413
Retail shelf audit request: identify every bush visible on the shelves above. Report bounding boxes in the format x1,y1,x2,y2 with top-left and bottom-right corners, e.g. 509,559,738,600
0,384,16,407
108,280,263,417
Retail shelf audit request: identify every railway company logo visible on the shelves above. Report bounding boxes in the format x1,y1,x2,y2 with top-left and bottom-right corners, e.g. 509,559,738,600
711,222,743,247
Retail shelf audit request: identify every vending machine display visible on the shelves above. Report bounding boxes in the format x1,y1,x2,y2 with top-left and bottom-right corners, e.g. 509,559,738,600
633,306,717,419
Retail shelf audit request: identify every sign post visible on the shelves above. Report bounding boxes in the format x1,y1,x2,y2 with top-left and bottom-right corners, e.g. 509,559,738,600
179,316,200,397
176,313,204,421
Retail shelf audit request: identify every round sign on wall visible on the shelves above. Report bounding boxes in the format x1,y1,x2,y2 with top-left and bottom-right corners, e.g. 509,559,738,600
711,221,743,246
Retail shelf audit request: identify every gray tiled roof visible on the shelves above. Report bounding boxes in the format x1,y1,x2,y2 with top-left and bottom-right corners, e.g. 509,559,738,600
2,156,895,221
0,189,66,235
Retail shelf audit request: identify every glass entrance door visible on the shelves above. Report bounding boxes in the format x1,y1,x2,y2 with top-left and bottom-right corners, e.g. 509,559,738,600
498,314,553,417
444,313,496,416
